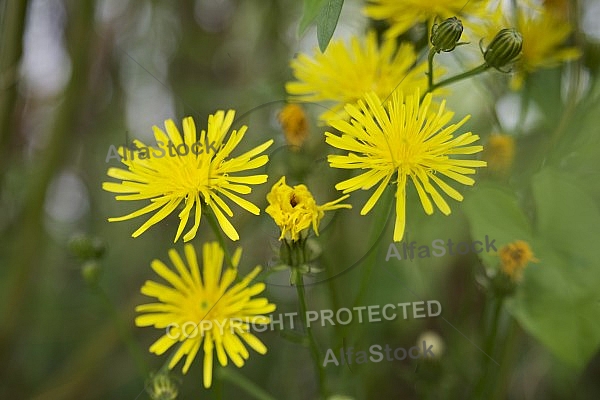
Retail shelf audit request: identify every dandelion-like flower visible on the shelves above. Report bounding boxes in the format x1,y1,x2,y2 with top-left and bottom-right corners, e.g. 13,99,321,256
363,0,486,38
512,7,581,89
499,240,538,281
326,91,486,242
103,112,273,242
483,134,515,174
135,242,276,388
472,3,580,89
265,176,351,242
285,31,433,121
278,104,309,150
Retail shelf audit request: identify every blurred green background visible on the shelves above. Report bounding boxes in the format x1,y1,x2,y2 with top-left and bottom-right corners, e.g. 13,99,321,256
1,0,600,399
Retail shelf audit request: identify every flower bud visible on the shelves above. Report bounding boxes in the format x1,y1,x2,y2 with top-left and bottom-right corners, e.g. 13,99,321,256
483,28,523,70
431,17,464,53
81,261,102,287
69,233,106,261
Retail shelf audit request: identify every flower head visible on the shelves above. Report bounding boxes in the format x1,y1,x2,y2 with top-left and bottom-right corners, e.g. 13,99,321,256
135,242,276,388
265,176,351,242
499,240,539,281
103,112,273,242
472,3,580,89
513,7,581,89
278,104,309,150
364,0,486,38
483,134,515,174
285,31,433,121
326,90,486,242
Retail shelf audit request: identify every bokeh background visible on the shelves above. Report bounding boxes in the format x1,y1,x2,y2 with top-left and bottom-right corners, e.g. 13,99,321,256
1,0,600,399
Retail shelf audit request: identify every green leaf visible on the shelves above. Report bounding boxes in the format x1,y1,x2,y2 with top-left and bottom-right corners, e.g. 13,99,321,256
316,0,344,52
462,183,533,269
464,173,600,369
298,0,328,36
507,168,600,369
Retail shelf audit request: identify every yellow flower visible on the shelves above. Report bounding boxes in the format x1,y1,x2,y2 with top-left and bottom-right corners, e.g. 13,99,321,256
471,3,580,89
265,176,351,242
499,240,538,281
326,90,486,242
285,30,433,122
278,104,309,150
512,7,581,89
103,112,273,242
483,134,515,174
363,0,486,39
135,242,276,388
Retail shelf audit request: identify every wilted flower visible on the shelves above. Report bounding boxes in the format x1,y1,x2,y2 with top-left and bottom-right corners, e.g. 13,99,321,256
278,104,309,150
265,176,351,242
499,240,539,282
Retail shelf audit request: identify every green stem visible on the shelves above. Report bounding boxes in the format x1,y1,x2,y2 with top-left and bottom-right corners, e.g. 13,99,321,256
93,285,149,378
516,79,530,134
490,318,519,400
218,367,276,400
473,297,504,398
0,0,28,183
204,210,235,269
427,63,490,97
294,272,328,398
0,0,95,373
427,48,436,90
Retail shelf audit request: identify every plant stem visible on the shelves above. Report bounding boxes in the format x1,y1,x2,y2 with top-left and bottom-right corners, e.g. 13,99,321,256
473,296,504,398
0,0,95,373
218,367,276,400
427,48,436,90
0,0,27,183
293,272,328,398
427,63,490,97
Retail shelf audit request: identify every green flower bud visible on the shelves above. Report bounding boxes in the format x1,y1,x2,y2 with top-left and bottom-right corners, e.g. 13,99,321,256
483,28,523,71
431,17,464,53
68,233,106,261
81,261,102,287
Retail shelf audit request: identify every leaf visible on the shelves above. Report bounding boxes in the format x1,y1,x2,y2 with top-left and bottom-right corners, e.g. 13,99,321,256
316,0,344,52
506,168,600,369
464,173,600,369
462,183,533,269
298,0,328,36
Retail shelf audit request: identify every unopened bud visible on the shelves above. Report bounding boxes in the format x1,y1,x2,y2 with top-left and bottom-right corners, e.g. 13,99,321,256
483,28,523,71
431,17,464,53
69,233,106,261
82,261,102,287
